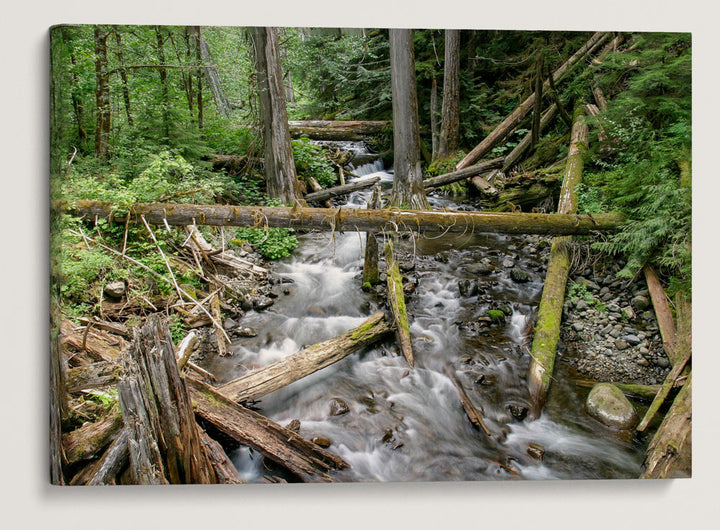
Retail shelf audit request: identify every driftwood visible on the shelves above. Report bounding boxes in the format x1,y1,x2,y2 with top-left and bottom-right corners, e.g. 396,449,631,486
289,120,389,141
85,429,130,486
219,311,393,403
456,32,608,170
66,361,121,393
444,366,491,435
199,429,245,484
636,298,692,433
641,371,692,479
527,107,588,417
117,314,217,484
62,406,124,466
59,200,625,237
422,157,505,191
188,377,349,482
644,266,678,364
304,176,381,203
363,186,382,286
469,172,499,197
385,239,414,366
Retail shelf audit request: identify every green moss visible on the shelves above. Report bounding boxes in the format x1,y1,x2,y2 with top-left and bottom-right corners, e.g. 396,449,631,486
486,310,505,322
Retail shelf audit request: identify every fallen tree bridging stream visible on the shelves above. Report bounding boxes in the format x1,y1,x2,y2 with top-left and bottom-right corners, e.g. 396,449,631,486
288,120,389,141
219,311,393,403
527,106,588,417
304,175,381,203
57,200,624,236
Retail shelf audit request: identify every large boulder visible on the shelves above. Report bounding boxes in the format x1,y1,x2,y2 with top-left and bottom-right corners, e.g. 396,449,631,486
586,383,639,430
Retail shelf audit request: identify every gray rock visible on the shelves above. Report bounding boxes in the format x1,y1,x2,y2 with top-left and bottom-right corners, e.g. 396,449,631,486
585,383,639,430
103,281,126,299
237,327,257,338
458,279,478,297
510,268,531,283
655,356,670,368
607,303,621,313
609,328,622,339
631,295,651,311
572,322,584,332
223,317,237,331
253,296,274,310
576,299,588,311
502,259,515,268
601,324,614,336
623,334,641,346
466,262,494,275
615,339,629,350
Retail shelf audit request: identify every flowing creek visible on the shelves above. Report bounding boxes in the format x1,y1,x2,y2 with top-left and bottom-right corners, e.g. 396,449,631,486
201,143,646,482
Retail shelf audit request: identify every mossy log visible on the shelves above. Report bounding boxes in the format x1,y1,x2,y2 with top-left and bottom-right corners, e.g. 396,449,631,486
288,120,390,141
304,175,381,203
363,186,382,287
187,377,349,482
456,32,608,170
422,157,505,190
641,371,692,479
117,314,217,484
62,407,124,466
66,361,122,393
85,429,130,486
219,311,393,403
58,200,624,237
644,265,678,364
527,107,588,417
572,379,664,401
385,239,414,366
502,104,559,173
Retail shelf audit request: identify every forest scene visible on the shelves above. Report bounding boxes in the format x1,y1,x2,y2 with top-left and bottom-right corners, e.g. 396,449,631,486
49,25,691,485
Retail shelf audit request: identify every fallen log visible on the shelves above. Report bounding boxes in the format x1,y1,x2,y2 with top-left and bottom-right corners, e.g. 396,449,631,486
199,429,245,484
469,172,499,197
117,314,217,484
385,239,414,366
636,297,692,433
86,429,130,486
60,320,121,363
641,371,692,479
50,313,67,485
66,361,121,393
362,186,382,287
289,120,390,141
572,379,665,401
62,406,124,466
219,311,393,403
304,175,381,203
305,175,333,208
422,157,505,191
456,32,609,170
58,200,625,237
188,377,349,482
444,365,491,435
501,104,559,173
527,106,588,417
644,265,678,364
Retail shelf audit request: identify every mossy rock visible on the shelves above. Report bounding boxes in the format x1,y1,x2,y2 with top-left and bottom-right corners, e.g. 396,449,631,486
486,310,506,322
586,383,639,430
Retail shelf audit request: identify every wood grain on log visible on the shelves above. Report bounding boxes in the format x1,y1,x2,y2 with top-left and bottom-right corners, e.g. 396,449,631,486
385,240,414,366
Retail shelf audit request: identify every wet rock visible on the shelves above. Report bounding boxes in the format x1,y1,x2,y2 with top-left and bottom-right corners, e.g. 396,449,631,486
572,322,584,332
223,317,237,331
103,281,126,299
510,268,531,283
585,383,638,430
458,279,478,297
631,295,651,311
502,258,515,268
286,419,301,432
329,398,350,416
575,299,588,311
606,303,621,313
312,437,332,448
237,327,257,338
399,261,415,273
527,443,545,461
403,282,416,296
637,357,650,367
466,262,494,275
655,356,670,368
507,404,529,422
253,296,274,311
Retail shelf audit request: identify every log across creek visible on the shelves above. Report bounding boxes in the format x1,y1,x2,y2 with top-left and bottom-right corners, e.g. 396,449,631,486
57,200,624,236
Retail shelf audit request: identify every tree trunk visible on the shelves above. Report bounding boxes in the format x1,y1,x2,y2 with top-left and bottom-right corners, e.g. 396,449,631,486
527,107,588,417
117,314,217,484
113,31,134,126
60,26,88,143
389,29,429,209
304,176,381,203
193,27,204,128
288,120,390,141
363,186,382,287
182,27,196,124
641,371,692,479
198,31,232,119
219,311,392,403
423,157,505,190
188,377,349,482
456,32,608,170
59,200,625,237
437,29,461,159
385,239,414,366
252,27,302,205
50,316,66,485
430,77,439,159
86,429,130,486
572,379,664,401
502,104,558,173
531,47,544,148
154,26,171,140
94,25,111,161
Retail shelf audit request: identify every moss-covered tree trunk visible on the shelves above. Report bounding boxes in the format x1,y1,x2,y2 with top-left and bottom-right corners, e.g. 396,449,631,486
527,106,588,417
363,186,382,287
385,239,414,366
388,28,429,209
251,27,303,205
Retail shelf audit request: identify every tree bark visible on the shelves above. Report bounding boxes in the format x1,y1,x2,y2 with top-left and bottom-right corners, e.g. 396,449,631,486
113,31,134,126
50,316,67,484
423,157,505,190
219,311,392,403
389,29,429,209
60,26,88,143
199,429,245,484
456,32,608,170
62,407,124,466
59,200,625,237
438,29,461,159
252,27,302,204
86,429,130,486
193,27,204,128
644,265,678,364
527,107,588,417
188,377,349,482
641,372,692,479
288,120,390,141
502,105,558,173
66,361,121,393
198,31,232,119
94,25,111,161
430,78,439,159
304,176,381,203
385,239,414,366
363,186,382,287
154,26,171,140
531,47,544,148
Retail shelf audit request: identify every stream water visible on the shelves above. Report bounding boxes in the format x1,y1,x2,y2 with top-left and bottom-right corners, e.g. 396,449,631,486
205,143,646,482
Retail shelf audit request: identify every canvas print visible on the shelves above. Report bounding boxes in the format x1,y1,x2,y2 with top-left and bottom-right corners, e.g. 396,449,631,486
49,25,691,485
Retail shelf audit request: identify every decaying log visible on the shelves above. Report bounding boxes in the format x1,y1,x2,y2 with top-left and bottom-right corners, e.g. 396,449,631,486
288,120,389,141
59,200,625,237
641,371,692,479
220,311,392,403
456,32,608,170
175,330,199,372
527,107,588,417
362,186,382,287
210,293,229,357
385,239,414,366
444,366,491,435
469,173,499,197
572,379,665,401
593,87,608,110
305,175,333,208
304,175,381,203
62,407,124,466
78,317,130,338
188,377,349,482
117,314,217,484
502,104,559,173
644,265,678,364
86,429,130,486
199,429,245,484
66,361,121,393
60,320,121,363
636,297,692,433
422,157,505,191
50,316,66,484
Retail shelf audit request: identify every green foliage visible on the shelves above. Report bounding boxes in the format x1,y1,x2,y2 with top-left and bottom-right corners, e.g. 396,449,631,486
168,314,188,344
233,227,298,260
567,281,605,311
292,138,337,188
